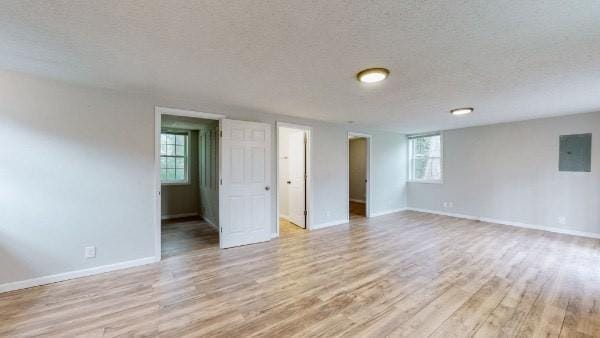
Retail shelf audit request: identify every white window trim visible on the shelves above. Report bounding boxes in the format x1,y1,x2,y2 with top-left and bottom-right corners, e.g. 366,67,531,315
160,130,191,186
407,132,443,184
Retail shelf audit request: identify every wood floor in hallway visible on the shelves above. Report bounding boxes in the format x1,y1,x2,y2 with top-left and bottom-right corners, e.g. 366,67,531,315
279,217,306,236
161,217,219,258
349,201,366,219
2,210,600,337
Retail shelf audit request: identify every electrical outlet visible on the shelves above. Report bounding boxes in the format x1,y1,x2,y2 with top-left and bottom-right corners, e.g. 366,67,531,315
443,202,453,208
85,246,96,259
448,202,453,208
558,217,566,225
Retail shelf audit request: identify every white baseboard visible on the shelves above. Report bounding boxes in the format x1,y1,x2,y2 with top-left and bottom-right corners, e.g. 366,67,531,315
406,207,600,239
161,212,198,220
349,199,366,204
202,216,219,230
0,256,158,294
478,217,600,239
279,214,290,221
271,232,279,239
370,207,407,218
311,218,349,230
407,207,478,220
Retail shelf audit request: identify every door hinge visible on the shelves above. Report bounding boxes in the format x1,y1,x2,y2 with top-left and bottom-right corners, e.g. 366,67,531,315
304,210,307,216
220,178,223,185
220,130,223,137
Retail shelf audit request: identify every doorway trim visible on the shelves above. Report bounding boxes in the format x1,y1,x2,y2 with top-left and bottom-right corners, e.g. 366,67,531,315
275,121,313,237
347,132,372,218
154,106,225,261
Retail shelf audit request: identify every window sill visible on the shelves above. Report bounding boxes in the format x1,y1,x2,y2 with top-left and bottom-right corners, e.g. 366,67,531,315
408,180,443,184
161,182,191,186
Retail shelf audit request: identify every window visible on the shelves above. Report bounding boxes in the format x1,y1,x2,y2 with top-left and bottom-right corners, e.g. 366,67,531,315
409,133,442,182
160,132,188,184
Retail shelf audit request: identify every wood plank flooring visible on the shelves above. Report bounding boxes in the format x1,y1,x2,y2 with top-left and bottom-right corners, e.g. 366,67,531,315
161,217,219,258
349,201,366,219
279,218,306,236
2,210,600,337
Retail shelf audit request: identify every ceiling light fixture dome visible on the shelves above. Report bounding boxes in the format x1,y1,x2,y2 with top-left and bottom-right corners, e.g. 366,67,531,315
450,107,474,115
357,68,389,83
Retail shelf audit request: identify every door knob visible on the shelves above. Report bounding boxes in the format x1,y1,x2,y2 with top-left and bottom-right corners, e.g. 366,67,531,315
265,186,271,191
286,180,291,184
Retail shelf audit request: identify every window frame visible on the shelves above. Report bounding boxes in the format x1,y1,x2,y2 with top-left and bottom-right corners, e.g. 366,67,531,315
408,132,443,184
160,130,191,186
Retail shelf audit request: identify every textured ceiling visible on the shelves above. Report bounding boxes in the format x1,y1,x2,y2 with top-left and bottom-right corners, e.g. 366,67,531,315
2,1,600,133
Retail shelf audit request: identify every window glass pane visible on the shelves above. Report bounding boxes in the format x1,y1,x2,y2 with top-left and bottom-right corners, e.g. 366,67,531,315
176,169,185,180
161,133,188,184
413,158,441,181
166,145,175,155
425,158,441,181
410,134,441,181
413,158,427,180
166,134,175,145
413,135,440,157
428,135,441,157
167,157,176,169
167,169,176,180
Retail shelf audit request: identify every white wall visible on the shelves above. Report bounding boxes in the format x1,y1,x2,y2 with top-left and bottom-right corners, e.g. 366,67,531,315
349,138,367,202
0,71,156,286
0,70,408,288
408,111,600,236
369,132,408,216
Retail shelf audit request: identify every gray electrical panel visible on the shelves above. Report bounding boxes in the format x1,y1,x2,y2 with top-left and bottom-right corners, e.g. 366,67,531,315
559,133,592,172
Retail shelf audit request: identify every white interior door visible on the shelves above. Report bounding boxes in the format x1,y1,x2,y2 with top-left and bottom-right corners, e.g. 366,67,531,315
288,130,306,228
220,119,272,248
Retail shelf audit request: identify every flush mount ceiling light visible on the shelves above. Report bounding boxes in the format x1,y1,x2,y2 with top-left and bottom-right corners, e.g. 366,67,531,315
450,107,474,116
357,68,389,83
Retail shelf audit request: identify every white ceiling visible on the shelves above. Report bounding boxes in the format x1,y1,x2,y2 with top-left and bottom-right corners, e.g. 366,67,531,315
2,1,600,133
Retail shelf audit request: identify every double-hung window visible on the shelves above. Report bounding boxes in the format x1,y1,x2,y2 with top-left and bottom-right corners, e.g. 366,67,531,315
408,133,442,183
160,132,189,184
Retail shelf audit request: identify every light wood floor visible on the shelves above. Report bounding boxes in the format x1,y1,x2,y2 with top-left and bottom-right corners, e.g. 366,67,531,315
161,217,219,258
279,218,306,236
2,211,600,337
350,201,366,219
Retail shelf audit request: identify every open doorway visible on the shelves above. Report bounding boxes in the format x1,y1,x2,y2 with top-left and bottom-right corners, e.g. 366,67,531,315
155,107,273,258
277,123,311,237
159,114,220,258
348,133,371,220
